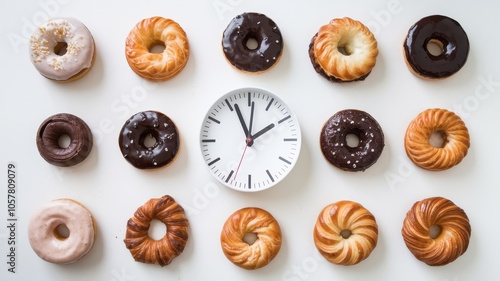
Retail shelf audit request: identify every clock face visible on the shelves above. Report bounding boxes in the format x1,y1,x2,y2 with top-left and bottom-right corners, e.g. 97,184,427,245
200,88,302,192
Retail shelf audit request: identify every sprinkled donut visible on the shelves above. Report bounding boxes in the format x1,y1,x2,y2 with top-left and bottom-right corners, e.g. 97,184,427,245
222,12,283,74
220,207,282,270
29,18,96,82
314,200,378,265
28,199,96,264
125,16,189,81
309,17,378,82
320,109,384,171
119,111,180,169
405,108,470,171
124,195,189,266
403,15,469,79
402,197,471,266
36,113,93,167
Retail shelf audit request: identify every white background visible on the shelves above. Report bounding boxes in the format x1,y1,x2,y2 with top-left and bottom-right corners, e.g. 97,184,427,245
1,0,499,280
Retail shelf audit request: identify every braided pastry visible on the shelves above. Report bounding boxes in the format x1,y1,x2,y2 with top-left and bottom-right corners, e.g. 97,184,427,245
309,17,378,82
125,16,189,81
314,201,378,265
402,197,471,266
405,108,470,171
124,195,188,266
220,207,282,270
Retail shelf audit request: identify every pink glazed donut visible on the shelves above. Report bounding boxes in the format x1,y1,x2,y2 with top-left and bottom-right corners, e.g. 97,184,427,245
28,199,96,264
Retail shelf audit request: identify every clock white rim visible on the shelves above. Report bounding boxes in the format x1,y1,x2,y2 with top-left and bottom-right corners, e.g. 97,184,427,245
199,87,302,192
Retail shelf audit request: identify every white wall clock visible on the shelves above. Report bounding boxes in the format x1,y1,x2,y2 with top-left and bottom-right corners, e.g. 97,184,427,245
200,87,302,192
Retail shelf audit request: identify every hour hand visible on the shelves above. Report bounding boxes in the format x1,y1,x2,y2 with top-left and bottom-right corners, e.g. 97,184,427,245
234,104,249,138
251,123,275,141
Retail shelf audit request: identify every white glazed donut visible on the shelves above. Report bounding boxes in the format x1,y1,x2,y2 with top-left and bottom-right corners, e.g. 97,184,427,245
28,199,96,264
29,17,96,81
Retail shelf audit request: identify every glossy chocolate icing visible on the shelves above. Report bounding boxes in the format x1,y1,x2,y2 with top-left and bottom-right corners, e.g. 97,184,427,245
119,111,179,169
404,15,469,79
36,113,93,167
222,12,283,73
320,109,384,172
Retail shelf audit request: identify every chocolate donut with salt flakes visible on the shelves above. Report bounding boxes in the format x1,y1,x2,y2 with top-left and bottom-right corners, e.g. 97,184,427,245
119,111,180,169
403,15,469,79
222,12,283,73
320,109,384,172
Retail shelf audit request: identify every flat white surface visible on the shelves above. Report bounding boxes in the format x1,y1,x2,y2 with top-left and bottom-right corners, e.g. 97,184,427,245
1,0,499,280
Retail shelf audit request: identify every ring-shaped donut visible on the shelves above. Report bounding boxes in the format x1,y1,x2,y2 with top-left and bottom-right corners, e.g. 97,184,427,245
320,109,384,171
29,18,96,82
405,108,470,171
403,15,469,79
119,111,180,169
36,113,93,167
125,16,189,81
28,199,96,264
124,195,189,266
222,12,283,74
402,197,471,266
220,207,282,270
314,200,378,265
309,17,378,82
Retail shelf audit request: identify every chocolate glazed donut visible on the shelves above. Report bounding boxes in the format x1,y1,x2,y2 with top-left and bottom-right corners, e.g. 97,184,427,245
36,113,93,167
320,109,384,172
119,111,180,169
403,15,469,79
222,12,283,73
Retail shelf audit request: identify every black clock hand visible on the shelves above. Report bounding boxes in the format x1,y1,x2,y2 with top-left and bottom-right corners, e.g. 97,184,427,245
247,101,255,146
233,102,255,179
250,123,275,143
234,104,249,139
248,101,255,136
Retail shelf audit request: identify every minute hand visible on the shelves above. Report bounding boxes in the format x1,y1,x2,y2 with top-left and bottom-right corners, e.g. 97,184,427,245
234,104,249,138
251,123,275,141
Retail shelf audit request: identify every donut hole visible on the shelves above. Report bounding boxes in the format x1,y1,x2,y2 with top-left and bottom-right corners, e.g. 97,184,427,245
346,133,360,148
429,130,447,148
242,232,258,245
140,131,158,149
337,45,351,56
429,224,442,239
148,219,167,241
426,38,445,57
149,40,166,54
53,224,70,240
244,33,261,50
58,134,71,149
337,36,354,56
54,41,68,56
340,229,352,239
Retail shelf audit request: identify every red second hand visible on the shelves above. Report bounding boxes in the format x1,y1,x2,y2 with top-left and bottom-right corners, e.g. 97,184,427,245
233,138,252,180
